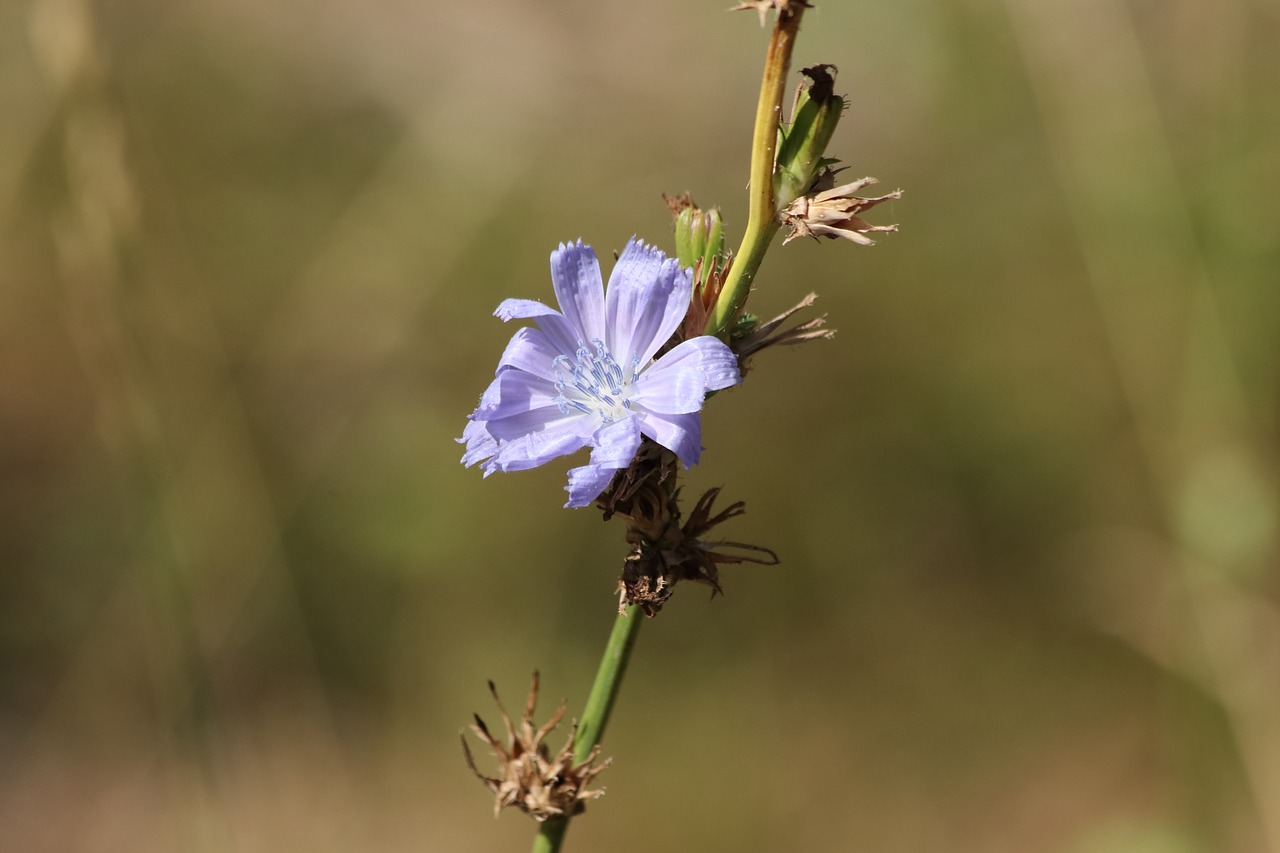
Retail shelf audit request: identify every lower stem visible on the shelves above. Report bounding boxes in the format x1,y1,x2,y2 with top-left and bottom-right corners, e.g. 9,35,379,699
530,604,645,853
531,819,567,853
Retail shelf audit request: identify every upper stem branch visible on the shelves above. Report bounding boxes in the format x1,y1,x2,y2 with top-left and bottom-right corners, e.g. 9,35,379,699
706,5,807,338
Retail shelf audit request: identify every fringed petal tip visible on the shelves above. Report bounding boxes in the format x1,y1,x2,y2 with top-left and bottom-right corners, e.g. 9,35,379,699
564,463,620,508
617,236,687,276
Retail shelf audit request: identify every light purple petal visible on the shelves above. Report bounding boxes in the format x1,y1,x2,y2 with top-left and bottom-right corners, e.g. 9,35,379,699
563,417,642,507
550,241,605,344
586,416,642,469
654,336,741,388
604,238,693,368
639,411,702,466
465,372,505,419
564,464,619,509
487,422,589,473
631,337,741,414
496,327,563,381
495,298,559,322
486,405,587,442
459,419,498,468
473,369,558,420
494,299,578,354
630,364,707,415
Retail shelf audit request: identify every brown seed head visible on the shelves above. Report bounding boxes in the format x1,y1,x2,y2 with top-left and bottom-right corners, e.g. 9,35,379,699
462,672,610,822
596,446,779,616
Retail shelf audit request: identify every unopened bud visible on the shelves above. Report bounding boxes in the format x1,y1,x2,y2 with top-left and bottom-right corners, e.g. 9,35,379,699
774,65,845,208
667,195,732,339
673,204,725,272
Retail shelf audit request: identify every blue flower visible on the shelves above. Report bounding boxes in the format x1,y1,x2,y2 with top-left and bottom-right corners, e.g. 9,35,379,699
460,238,742,508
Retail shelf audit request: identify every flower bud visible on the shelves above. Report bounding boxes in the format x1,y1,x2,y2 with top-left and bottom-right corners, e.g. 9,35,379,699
673,204,725,272
774,64,845,208
667,195,732,339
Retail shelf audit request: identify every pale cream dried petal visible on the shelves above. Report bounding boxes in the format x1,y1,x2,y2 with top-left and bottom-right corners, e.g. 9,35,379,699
780,177,902,246
729,0,811,27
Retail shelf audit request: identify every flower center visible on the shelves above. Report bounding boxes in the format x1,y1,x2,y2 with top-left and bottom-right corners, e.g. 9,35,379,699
553,339,639,424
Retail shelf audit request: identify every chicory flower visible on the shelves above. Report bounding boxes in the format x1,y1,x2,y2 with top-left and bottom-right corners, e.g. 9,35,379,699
460,238,741,508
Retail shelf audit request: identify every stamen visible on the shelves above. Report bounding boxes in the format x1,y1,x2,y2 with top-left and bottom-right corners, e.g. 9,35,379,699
552,340,638,424
606,358,625,391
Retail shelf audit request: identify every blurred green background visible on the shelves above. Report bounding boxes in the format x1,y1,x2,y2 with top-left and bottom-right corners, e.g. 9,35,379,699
3,0,1279,850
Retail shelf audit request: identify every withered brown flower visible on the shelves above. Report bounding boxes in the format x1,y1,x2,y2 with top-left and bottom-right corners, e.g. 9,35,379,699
462,673,609,821
730,0,812,28
780,175,902,245
597,442,779,616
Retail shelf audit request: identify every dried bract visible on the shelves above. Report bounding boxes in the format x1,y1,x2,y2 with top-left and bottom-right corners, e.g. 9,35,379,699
730,0,812,28
598,443,779,616
781,175,902,245
462,673,609,822
621,486,780,616
732,292,835,374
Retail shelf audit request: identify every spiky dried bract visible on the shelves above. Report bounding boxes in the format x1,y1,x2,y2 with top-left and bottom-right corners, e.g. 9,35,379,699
680,252,731,344
462,672,610,822
596,442,779,616
732,292,836,375
781,174,902,245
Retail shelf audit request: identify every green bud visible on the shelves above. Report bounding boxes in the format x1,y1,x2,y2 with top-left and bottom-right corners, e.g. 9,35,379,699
674,206,699,268
673,204,726,272
699,207,725,274
774,64,844,208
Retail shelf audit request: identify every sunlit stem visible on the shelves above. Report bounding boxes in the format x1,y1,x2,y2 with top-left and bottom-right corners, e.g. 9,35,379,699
536,11,809,852
706,5,807,338
531,605,644,853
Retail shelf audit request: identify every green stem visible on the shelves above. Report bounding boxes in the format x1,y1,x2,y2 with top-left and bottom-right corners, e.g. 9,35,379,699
531,605,644,853
706,5,807,338
531,818,567,853
537,11,808,852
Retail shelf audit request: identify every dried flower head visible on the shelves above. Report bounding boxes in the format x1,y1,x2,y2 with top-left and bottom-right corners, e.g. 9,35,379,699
596,442,779,616
730,0,812,28
781,174,902,245
462,672,609,822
